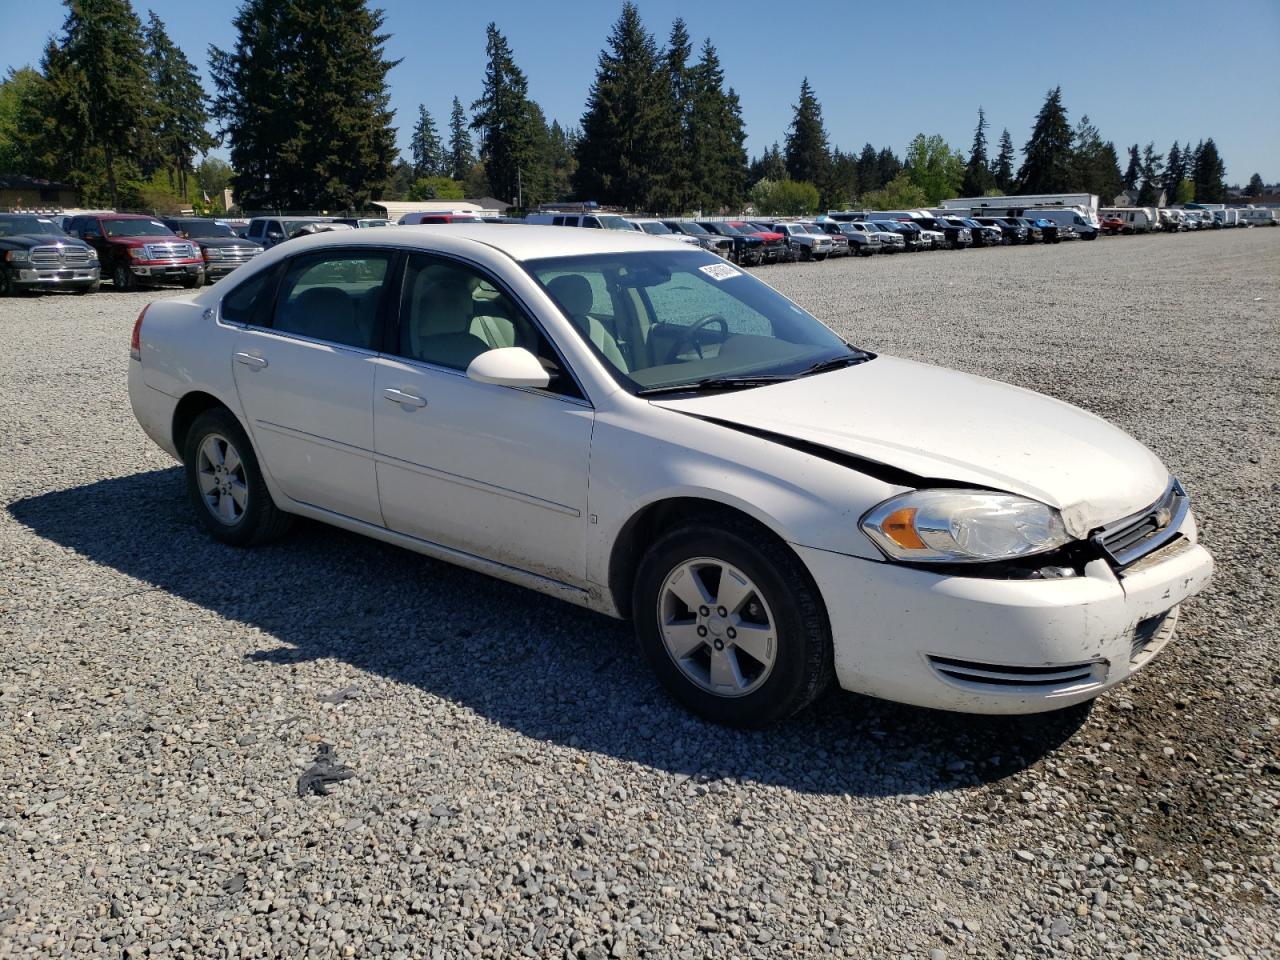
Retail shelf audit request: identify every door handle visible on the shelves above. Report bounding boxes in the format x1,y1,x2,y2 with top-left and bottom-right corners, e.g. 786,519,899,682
235,352,267,369
383,387,427,408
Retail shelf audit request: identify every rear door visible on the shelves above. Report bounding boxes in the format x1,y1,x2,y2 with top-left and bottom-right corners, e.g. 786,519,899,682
229,247,396,525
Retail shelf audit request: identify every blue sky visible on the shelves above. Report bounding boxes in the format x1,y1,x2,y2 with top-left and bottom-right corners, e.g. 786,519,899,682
3,0,1277,183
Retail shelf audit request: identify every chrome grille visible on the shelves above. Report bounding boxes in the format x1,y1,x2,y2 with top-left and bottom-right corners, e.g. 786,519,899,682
1093,479,1188,569
144,242,196,261
219,246,258,263
29,245,91,268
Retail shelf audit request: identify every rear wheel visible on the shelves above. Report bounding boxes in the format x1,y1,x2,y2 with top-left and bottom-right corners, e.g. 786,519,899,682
183,408,292,547
633,517,833,727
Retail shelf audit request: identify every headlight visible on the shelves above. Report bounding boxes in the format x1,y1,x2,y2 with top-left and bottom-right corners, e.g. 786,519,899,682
861,489,1070,564
204,247,224,260
84,246,98,260
128,248,147,260
5,250,30,263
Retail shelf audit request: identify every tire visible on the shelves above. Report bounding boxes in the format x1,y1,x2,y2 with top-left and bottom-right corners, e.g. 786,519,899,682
0,267,12,297
182,273,202,289
113,265,136,291
74,281,100,295
632,515,833,728
814,252,827,261
182,407,292,547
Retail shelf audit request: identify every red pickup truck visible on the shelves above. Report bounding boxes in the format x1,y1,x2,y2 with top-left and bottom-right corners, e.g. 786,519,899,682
66,213,205,291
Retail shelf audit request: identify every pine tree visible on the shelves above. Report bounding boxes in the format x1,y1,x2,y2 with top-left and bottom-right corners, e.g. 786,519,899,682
574,2,679,210
664,18,694,211
991,128,1015,191
410,105,445,177
1192,138,1226,202
1247,172,1264,197
210,0,398,211
962,107,994,196
1017,87,1073,193
855,143,880,191
144,12,212,200
877,147,902,188
1162,141,1185,201
471,23,545,206
749,142,786,185
685,38,748,211
1069,114,1115,198
826,148,859,210
1096,141,1124,206
447,96,474,182
54,0,155,208
784,78,829,188
1122,144,1141,192
545,120,577,201
1137,142,1163,205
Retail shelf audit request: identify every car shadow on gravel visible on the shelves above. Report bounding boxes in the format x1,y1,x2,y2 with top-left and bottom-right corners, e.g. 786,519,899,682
10,468,1089,797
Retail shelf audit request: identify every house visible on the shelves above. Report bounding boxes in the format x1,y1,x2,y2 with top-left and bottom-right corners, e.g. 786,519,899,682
1113,187,1167,208
1,174,79,211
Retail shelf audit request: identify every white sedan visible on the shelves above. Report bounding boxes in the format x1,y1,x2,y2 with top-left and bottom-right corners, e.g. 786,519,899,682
128,226,1213,727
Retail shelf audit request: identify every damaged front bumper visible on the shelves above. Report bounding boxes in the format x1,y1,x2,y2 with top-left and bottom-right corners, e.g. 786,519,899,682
794,513,1213,714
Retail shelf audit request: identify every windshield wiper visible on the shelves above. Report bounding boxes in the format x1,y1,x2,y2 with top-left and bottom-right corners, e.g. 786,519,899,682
636,374,794,396
801,350,874,376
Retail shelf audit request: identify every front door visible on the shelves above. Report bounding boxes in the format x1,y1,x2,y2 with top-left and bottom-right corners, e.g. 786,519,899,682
230,248,395,526
372,253,594,585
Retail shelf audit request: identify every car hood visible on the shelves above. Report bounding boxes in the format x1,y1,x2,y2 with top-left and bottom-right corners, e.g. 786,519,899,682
189,236,260,249
107,234,186,244
650,355,1169,535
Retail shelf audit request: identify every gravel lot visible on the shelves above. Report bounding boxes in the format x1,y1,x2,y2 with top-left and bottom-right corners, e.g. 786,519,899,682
2,228,1277,959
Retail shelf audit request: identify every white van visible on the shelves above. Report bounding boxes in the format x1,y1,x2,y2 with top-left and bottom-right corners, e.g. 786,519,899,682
524,212,638,231
1029,209,1100,240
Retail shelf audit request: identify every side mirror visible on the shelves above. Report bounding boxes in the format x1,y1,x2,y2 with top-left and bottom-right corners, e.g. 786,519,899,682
465,347,551,389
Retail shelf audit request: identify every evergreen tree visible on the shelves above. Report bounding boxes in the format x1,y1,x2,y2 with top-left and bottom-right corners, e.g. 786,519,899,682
143,12,212,200
471,23,544,206
749,142,786,185
855,143,880,191
877,147,902,188
991,128,1015,191
1017,86,1073,193
410,105,445,177
1162,141,1185,201
663,18,694,211
0,66,54,177
1191,137,1226,202
1247,172,1264,197
544,120,577,201
826,148,859,210
1122,144,1141,192
1095,141,1124,206
1069,114,1115,199
962,107,994,196
54,0,155,208
685,39,747,212
1137,142,1163,205
574,2,679,210
210,0,398,211
447,96,474,182
784,78,829,187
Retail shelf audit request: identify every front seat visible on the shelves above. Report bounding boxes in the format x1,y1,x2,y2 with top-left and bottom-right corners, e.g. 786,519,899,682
545,274,627,372
407,271,490,370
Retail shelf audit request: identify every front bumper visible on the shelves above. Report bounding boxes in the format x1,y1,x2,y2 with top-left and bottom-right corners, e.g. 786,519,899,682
795,523,1213,714
131,261,204,283
13,266,100,288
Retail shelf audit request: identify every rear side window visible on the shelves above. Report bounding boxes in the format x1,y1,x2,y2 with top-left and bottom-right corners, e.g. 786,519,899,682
270,251,391,349
221,267,276,325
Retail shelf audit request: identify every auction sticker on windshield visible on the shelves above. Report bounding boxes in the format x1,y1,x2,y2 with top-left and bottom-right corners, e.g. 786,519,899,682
698,262,741,281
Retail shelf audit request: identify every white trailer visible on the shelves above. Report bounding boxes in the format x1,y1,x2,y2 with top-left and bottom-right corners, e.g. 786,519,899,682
1239,207,1279,227
1100,207,1157,233
939,193,1099,218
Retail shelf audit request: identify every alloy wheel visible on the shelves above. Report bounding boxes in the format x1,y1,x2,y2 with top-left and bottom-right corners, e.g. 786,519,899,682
657,557,777,698
196,432,248,525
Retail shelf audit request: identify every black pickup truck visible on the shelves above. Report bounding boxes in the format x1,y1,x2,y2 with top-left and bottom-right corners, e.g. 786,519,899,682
0,213,100,295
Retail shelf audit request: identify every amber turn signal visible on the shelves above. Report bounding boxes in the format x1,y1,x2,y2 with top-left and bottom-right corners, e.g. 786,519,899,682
881,506,927,550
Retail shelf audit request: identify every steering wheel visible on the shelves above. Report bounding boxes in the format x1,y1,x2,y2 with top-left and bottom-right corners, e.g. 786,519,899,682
664,315,729,364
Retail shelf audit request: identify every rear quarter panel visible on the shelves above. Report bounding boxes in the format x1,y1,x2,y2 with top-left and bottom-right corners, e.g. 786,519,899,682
139,296,241,425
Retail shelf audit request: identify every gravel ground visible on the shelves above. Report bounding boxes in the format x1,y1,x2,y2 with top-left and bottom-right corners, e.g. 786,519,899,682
1,228,1277,959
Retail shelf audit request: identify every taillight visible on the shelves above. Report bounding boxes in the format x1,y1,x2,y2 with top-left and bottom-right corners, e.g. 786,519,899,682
130,305,148,360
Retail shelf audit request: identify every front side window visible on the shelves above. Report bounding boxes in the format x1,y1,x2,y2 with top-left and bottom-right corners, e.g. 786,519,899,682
271,251,391,348
398,254,580,397
526,250,855,393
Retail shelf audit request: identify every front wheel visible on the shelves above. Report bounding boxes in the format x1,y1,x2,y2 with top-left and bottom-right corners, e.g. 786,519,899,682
113,265,136,291
182,273,203,289
633,518,833,727
183,408,293,547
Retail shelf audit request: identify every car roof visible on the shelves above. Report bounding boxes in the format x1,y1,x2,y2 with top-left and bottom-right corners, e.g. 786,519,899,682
99,213,161,220
219,223,687,264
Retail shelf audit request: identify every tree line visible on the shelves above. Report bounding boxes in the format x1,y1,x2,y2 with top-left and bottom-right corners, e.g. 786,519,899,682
0,0,1246,214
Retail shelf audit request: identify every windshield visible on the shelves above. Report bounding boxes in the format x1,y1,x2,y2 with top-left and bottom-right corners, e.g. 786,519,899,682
638,221,672,235
526,249,858,393
673,221,709,235
708,223,740,235
872,222,898,231
804,224,827,234
173,220,236,238
103,218,173,238
0,215,66,237
598,215,634,231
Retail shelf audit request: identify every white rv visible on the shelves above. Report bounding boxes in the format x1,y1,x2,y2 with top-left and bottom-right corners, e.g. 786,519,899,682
1239,207,1279,227
939,193,1099,217
1100,207,1157,234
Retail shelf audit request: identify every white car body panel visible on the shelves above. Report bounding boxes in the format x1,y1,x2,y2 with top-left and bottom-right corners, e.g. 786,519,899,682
127,225,1213,715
